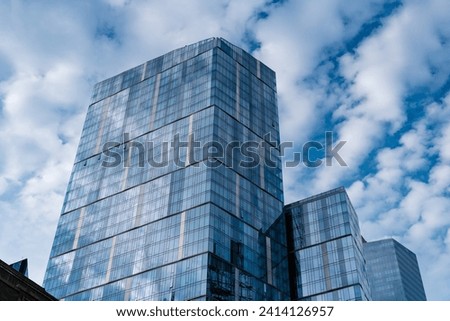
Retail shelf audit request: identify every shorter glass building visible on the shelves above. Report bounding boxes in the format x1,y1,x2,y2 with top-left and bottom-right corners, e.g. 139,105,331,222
41,36,427,301
363,238,427,301
284,187,371,301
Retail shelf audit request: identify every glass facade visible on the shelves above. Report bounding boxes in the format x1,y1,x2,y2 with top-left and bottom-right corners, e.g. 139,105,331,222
43,38,288,301
284,187,371,301
43,37,426,302
363,239,427,301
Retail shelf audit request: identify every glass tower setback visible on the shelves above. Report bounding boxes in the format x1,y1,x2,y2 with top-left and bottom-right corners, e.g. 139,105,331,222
363,238,427,301
43,38,289,301
284,187,371,301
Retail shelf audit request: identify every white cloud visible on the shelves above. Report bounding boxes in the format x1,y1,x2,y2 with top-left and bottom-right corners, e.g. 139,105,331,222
251,1,400,202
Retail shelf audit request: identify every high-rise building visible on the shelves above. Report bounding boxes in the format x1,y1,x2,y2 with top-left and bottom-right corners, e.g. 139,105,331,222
10,258,29,277
43,38,289,300
43,38,427,302
363,238,427,301
284,187,371,301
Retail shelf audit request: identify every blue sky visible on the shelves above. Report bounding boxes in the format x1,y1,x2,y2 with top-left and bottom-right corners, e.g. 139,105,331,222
0,0,449,300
